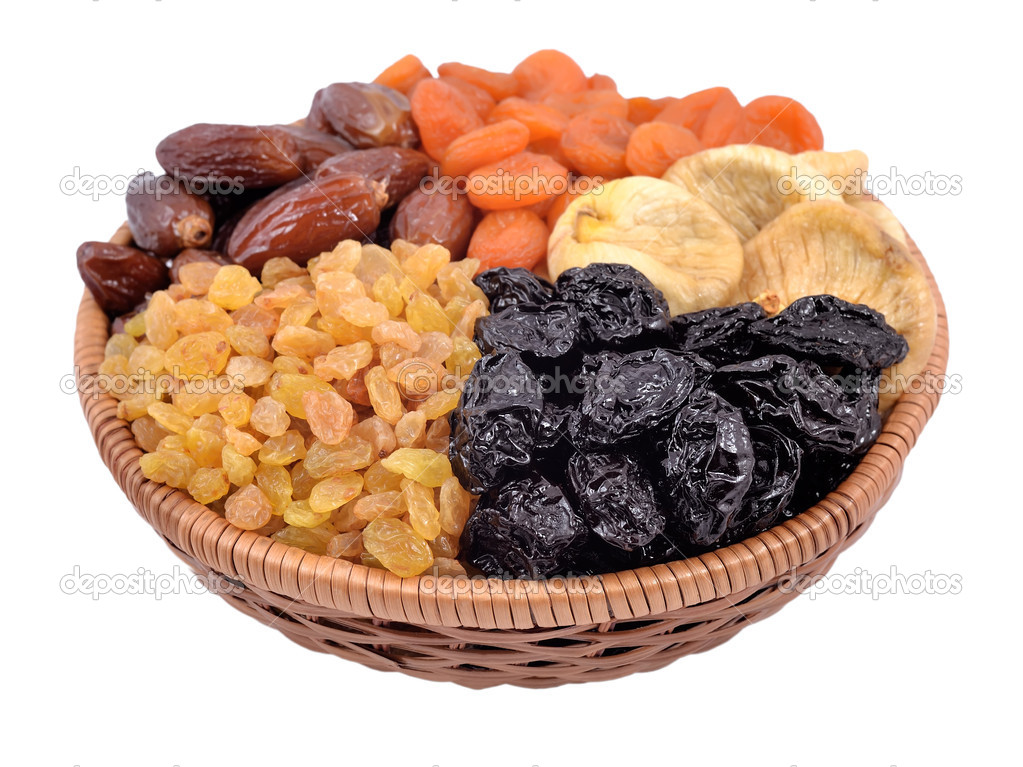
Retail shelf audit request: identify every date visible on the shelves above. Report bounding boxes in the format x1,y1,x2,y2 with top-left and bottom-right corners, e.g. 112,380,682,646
307,82,418,149
315,146,430,209
77,241,170,316
126,172,215,258
389,187,475,259
226,172,385,271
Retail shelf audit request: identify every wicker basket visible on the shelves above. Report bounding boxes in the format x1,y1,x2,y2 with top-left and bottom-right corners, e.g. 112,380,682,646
75,221,949,688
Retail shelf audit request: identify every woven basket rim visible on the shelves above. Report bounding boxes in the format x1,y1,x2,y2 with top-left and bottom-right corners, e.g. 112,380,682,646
75,210,949,630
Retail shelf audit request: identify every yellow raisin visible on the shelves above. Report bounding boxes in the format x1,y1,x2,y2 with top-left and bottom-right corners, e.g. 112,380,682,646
258,430,308,466
105,332,138,360
371,320,422,351
303,436,374,479
208,264,262,310
362,517,433,576
218,391,255,427
188,467,230,504
326,531,364,560
402,244,451,290
365,365,403,424
165,331,231,378
131,415,170,452
439,476,472,536
317,315,374,345
178,261,222,295
145,291,179,350
381,448,453,488
225,325,271,358
290,461,317,500
226,356,275,389
363,460,404,493
147,402,194,434
128,343,165,376
224,484,273,530
372,274,404,317
313,341,374,381
309,473,365,513
140,450,197,489
268,372,336,418
405,292,451,334
260,256,307,288
272,325,335,360
174,299,233,335
250,396,291,437
255,463,293,514
283,499,332,528
394,411,427,448
223,425,263,456
222,445,257,486
403,480,442,540
353,491,406,522
341,297,390,328
350,416,397,458
308,240,362,281
416,389,461,420
272,523,337,555
185,425,226,467
123,311,148,338
302,389,354,445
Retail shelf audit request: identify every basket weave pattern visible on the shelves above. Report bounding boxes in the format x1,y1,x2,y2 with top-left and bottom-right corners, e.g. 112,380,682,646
75,225,948,688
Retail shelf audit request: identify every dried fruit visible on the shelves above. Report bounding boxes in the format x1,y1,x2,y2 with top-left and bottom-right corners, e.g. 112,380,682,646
362,517,434,577
374,54,432,95
314,146,430,208
227,173,385,271
307,82,418,149
662,144,840,241
474,302,580,361
410,78,484,161
309,473,365,513
547,177,744,315
624,122,702,177
473,267,555,313
77,242,169,316
462,472,583,578
465,151,569,211
729,96,824,154
466,209,549,272
739,202,936,406
224,484,273,530
126,172,215,257
560,113,634,179
207,265,262,311
512,50,587,100
567,452,665,550
440,120,531,178
381,448,453,488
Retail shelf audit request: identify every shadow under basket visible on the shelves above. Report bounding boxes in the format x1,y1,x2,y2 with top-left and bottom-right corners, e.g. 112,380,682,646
75,223,949,689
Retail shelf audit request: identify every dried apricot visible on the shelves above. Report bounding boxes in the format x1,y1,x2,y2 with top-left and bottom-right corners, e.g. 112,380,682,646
437,62,518,101
625,122,703,177
467,209,549,271
628,96,677,125
489,97,567,142
729,95,824,153
560,113,634,179
699,91,745,148
465,151,569,210
440,119,531,178
543,90,628,120
373,54,431,95
439,76,495,121
409,78,484,161
587,73,618,91
656,87,738,137
512,49,587,100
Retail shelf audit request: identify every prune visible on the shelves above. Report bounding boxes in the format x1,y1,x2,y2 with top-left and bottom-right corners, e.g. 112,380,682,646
555,263,670,349
567,452,665,550
473,302,580,361
307,82,418,149
751,294,909,371
722,425,802,542
462,472,583,578
126,172,215,258
713,355,880,455
534,402,574,455
671,302,767,366
473,267,555,313
572,348,696,446
315,146,431,209
169,248,228,283
227,172,385,271
389,188,476,259
77,241,170,316
661,388,755,547
449,352,543,493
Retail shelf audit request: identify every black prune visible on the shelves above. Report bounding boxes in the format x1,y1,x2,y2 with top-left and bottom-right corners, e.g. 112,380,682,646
712,355,881,455
567,452,666,551
671,302,767,366
723,425,802,543
572,348,697,446
449,352,543,494
661,388,755,547
555,263,670,349
462,473,584,578
751,295,908,371
534,402,575,455
474,267,555,313
473,302,580,361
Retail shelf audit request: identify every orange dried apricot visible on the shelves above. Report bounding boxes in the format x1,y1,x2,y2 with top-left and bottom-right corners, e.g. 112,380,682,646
560,113,634,179
587,73,618,91
729,95,824,153
625,121,703,177
465,151,569,210
489,97,567,142
512,49,587,100
627,96,676,125
545,176,596,229
543,90,629,120
699,92,745,148
467,209,550,271
409,78,484,161
656,87,739,138
437,62,518,101
373,54,431,95
440,119,531,178
439,75,495,121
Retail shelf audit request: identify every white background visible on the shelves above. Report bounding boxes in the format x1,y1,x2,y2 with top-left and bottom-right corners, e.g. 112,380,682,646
1,1,1018,765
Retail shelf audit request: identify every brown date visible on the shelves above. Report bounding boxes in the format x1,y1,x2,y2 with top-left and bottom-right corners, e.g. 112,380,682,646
77,241,170,316
389,187,476,260
315,147,430,209
169,248,229,283
126,172,215,258
227,172,386,271
156,124,350,190
307,83,418,149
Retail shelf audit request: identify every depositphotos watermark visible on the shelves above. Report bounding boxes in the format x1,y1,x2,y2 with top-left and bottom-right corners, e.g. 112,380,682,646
419,168,603,201
59,167,245,201
60,565,244,600
61,366,246,399
779,166,963,201
778,566,962,600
